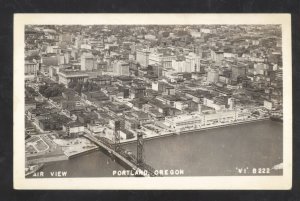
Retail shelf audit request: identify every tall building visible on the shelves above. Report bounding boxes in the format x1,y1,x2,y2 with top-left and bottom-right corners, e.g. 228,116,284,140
148,64,163,77
136,49,151,68
207,69,219,83
25,60,39,80
172,59,186,72
185,52,201,72
59,33,72,44
75,35,83,49
253,62,268,75
211,50,224,65
149,52,176,68
46,46,61,54
172,53,201,73
81,53,97,71
231,65,246,80
228,97,235,110
113,60,130,76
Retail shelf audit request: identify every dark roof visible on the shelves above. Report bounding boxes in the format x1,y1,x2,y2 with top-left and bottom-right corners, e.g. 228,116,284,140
66,121,84,127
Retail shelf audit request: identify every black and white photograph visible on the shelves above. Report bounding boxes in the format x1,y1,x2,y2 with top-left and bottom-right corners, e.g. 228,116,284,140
13,14,292,189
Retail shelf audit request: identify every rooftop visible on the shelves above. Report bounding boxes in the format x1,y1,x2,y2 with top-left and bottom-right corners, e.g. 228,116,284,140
59,70,89,77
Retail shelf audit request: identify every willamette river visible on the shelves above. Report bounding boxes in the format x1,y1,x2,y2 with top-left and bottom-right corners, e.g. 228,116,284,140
38,120,283,177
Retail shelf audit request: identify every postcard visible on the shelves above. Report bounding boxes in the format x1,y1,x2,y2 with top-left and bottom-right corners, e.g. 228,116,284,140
14,13,292,189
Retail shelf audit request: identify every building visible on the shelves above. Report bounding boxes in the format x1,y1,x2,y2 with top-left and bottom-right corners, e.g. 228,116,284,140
112,60,130,76
59,33,72,44
46,46,61,54
172,59,186,73
81,53,97,71
185,52,201,72
231,65,246,80
49,65,67,81
81,90,109,103
41,55,59,66
87,120,105,133
62,121,85,138
25,60,39,80
81,44,92,50
200,28,211,33
136,49,151,68
130,86,146,99
253,63,268,75
164,114,204,131
264,100,273,110
58,70,89,87
152,81,175,95
164,108,250,131
144,34,156,40
203,97,226,111
149,52,176,68
204,110,236,125
228,97,235,110
103,52,112,72
149,64,163,77
190,30,201,38
211,50,224,65
207,69,219,83
75,35,83,49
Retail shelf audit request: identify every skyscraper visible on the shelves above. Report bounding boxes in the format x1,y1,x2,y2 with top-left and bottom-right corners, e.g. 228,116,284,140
113,60,130,76
207,69,219,83
231,65,246,80
136,49,151,68
81,53,96,71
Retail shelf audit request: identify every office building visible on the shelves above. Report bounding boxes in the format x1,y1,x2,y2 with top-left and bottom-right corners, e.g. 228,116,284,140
149,52,176,68
113,60,130,76
58,70,89,87
136,49,151,68
211,50,224,65
81,53,97,71
25,60,39,80
185,52,201,72
207,69,219,83
231,65,246,80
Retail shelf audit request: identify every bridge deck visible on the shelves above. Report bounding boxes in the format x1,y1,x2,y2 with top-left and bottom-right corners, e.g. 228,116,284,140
84,134,138,170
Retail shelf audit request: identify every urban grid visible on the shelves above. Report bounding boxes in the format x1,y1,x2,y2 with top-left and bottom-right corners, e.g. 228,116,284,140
24,25,283,177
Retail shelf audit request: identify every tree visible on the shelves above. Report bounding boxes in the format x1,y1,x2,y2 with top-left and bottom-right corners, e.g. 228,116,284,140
177,30,189,37
75,82,82,94
44,87,52,98
68,80,78,89
83,81,89,91
162,31,169,38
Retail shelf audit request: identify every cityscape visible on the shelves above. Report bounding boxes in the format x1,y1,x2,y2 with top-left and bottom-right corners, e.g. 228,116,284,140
24,24,283,177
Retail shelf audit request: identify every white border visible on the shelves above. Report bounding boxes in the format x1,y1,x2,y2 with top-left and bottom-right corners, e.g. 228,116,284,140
14,14,292,190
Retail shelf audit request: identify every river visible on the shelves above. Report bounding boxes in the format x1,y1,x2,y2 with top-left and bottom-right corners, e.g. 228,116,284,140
36,120,283,177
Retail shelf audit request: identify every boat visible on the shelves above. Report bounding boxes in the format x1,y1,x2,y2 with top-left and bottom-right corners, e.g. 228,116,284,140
25,163,44,177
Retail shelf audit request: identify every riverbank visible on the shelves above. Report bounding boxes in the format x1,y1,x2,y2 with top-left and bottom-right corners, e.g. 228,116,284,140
119,117,270,145
67,147,99,158
37,120,283,177
26,117,270,167
26,136,100,165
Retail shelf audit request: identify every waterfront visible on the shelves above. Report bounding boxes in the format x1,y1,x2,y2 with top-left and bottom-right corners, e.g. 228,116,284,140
35,120,283,177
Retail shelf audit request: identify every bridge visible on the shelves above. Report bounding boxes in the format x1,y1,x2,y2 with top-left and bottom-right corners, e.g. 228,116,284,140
84,133,160,177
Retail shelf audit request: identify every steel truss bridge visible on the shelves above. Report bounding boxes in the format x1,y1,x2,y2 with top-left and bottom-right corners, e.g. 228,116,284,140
84,133,160,177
